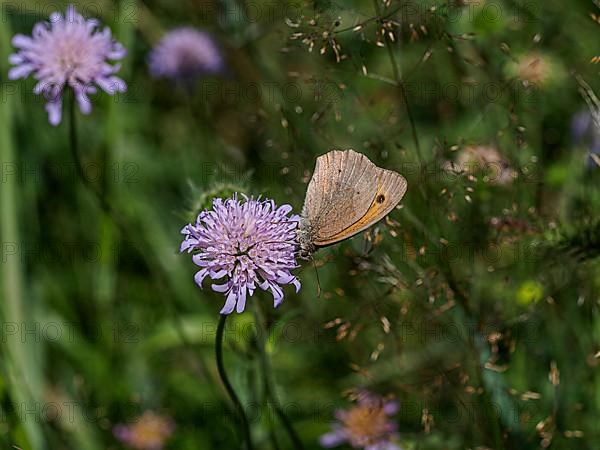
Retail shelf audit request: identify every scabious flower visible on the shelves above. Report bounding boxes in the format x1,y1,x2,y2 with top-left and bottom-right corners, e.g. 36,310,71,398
506,52,564,90
148,27,223,81
180,195,301,315
571,110,600,169
320,391,401,450
8,5,126,126
113,411,175,450
445,145,516,185
515,53,550,87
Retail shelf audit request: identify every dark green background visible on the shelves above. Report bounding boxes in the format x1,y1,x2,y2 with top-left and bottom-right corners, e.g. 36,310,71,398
0,0,599,449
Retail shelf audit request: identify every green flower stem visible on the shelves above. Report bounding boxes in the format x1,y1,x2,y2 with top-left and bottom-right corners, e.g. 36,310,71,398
67,91,102,331
216,314,254,450
253,303,304,450
68,92,110,213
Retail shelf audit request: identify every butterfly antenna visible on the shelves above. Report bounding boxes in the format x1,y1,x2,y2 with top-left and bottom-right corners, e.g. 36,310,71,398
311,256,322,298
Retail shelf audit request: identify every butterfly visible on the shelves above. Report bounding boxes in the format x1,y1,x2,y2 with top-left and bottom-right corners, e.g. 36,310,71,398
298,149,407,258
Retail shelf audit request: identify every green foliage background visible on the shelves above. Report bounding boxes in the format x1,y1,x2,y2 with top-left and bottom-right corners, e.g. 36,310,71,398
1,0,599,449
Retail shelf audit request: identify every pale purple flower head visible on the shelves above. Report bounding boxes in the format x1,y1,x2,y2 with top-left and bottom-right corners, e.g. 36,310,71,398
571,110,600,169
180,195,301,315
149,27,224,81
113,411,175,450
320,391,401,450
7,5,127,126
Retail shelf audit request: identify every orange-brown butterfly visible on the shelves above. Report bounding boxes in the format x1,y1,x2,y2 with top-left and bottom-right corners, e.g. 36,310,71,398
298,149,407,258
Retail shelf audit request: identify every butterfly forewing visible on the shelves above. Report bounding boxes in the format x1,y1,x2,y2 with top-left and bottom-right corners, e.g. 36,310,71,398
315,168,407,246
302,149,406,248
303,150,379,241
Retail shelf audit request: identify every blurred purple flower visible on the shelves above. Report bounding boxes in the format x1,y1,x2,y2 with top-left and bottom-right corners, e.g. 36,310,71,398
571,110,600,169
149,28,223,81
180,194,301,315
7,5,126,126
113,411,175,450
320,391,401,450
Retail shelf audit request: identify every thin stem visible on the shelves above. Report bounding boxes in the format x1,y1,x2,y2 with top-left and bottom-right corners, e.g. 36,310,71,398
372,0,423,166
334,4,404,34
67,91,98,332
67,93,152,262
216,314,254,450
68,92,115,216
441,259,506,449
253,303,304,450
269,430,282,450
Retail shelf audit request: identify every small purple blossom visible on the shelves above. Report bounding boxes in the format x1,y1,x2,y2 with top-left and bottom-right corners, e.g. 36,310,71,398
149,27,223,81
320,391,401,450
571,110,600,169
113,411,175,450
180,195,301,315
8,5,127,126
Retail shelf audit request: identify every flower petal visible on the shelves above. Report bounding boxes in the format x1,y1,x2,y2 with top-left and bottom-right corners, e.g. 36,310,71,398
220,290,237,315
8,64,34,80
212,282,231,293
236,288,247,313
8,53,25,64
76,91,93,115
319,430,347,448
384,401,399,416
11,34,33,48
96,76,127,94
194,269,209,287
45,97,63,126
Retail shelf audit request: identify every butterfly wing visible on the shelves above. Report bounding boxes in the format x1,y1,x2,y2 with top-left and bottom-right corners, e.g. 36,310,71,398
314,167,407,246
303,150,379,242
302,149,407,247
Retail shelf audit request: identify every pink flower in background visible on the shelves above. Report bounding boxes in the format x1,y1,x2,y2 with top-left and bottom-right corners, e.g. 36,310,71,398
113,411,175,450
8,5,126,125
445,145,516,186
320,391,401,450
149,27,224,81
